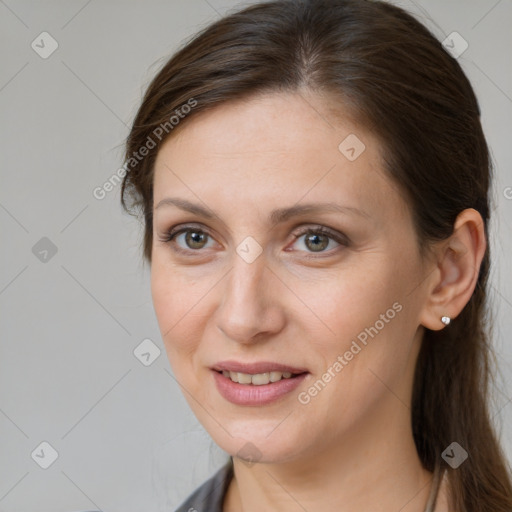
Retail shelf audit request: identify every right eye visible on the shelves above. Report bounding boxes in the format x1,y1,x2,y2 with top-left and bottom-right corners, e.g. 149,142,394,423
159,225,216,254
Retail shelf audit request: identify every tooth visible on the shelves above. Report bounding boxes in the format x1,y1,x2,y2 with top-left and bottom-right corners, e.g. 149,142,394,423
224,370,296,384
237,372,252,384
269,371,283,382
251,372,270,385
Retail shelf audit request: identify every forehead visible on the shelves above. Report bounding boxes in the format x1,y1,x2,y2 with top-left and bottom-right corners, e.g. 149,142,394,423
152,91,408,224
156,91,372,165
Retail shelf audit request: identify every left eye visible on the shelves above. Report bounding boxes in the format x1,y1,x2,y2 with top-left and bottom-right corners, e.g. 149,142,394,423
291,228,346,254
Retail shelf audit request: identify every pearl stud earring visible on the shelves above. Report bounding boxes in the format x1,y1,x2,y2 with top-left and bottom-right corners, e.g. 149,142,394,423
441,316,451,326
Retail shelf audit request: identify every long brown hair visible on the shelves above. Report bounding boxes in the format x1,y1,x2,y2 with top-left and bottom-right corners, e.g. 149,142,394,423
120,0,512,509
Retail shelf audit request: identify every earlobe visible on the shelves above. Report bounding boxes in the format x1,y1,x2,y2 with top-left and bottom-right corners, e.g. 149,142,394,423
418,208,487,332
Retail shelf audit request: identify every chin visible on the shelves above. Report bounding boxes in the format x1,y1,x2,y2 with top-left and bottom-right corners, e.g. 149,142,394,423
202,416,305,465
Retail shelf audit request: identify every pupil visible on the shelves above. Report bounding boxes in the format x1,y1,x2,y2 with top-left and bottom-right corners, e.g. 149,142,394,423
307,234,328,252
187,231,205,248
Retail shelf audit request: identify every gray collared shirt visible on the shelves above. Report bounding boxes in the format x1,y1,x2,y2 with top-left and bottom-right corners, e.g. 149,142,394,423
175,459,234,512
174,458,444,512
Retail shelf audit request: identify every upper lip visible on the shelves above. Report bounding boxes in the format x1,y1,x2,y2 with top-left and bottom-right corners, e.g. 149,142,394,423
211,360,309,375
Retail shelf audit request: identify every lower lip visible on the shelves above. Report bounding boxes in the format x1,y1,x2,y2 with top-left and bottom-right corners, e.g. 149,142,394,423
212,370,308,406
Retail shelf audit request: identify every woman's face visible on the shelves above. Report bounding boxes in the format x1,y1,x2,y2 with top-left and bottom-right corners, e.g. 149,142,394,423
151,91,432,464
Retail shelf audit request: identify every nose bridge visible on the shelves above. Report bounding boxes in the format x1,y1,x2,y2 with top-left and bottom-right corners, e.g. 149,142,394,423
216,248,282,343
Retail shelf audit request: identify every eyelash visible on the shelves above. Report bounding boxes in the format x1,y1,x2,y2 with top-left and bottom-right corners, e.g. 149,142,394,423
158,224,349,258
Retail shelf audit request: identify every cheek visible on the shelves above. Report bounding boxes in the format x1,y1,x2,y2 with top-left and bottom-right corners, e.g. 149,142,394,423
292,260,403,346
298,259,415,393
150,255,208,360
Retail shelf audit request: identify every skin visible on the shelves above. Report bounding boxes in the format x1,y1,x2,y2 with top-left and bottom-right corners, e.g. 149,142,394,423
150,90,486,512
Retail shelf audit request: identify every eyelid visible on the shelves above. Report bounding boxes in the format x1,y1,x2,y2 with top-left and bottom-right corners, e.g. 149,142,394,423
291,225,348,244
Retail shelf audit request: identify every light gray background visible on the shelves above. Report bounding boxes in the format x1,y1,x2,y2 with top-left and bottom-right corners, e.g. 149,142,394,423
1,1,511,511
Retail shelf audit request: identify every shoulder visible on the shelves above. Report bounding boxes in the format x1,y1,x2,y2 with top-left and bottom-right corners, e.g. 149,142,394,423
174,458,234,512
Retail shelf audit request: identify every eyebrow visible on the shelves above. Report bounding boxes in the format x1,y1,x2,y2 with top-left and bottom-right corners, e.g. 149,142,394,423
154,197,370,226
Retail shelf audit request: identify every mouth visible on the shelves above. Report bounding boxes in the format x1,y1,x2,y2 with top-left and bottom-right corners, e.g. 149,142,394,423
211,361,309,385
214,369,306,385
211,361,309,406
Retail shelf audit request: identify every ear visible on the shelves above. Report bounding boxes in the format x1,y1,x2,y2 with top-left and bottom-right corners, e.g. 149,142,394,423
419,208,487,331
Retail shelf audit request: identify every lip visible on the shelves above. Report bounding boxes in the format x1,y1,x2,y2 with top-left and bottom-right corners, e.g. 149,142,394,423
211,363,309,406
211,360,309,375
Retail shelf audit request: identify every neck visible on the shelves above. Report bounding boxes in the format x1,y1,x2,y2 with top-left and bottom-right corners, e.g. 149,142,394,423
224,397,437,512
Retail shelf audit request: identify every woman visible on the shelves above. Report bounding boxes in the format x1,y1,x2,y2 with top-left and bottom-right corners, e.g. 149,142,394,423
120,0,512,510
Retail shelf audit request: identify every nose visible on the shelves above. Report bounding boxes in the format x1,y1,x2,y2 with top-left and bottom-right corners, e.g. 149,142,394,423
215,253,286,344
